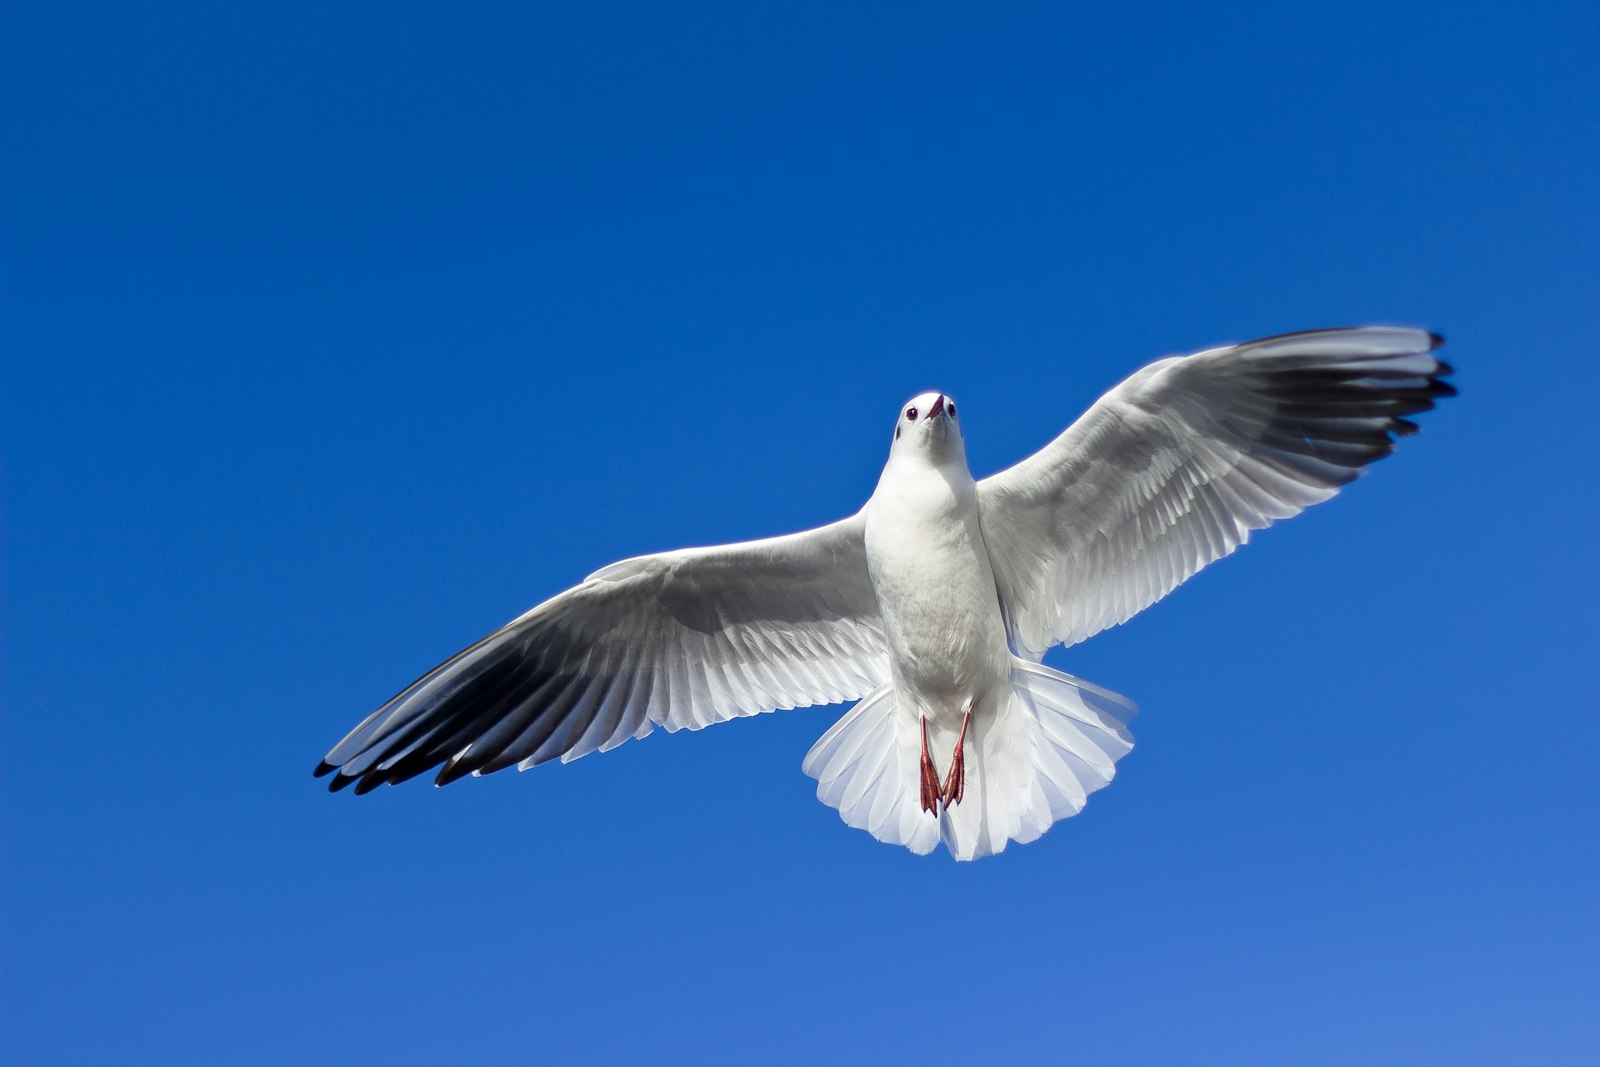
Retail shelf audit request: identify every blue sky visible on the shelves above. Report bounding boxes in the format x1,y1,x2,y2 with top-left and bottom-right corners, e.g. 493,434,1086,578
4,2,1597,1063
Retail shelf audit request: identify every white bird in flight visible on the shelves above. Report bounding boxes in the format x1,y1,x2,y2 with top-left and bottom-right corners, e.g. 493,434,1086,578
317,327,1453,860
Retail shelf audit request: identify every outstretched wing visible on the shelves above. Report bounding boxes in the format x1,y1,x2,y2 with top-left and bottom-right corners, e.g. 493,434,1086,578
316,515,889,793
978,327,1454,657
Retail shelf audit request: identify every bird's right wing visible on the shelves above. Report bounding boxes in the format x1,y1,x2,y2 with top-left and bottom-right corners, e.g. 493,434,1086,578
316,514,889,793
978,327,1454,657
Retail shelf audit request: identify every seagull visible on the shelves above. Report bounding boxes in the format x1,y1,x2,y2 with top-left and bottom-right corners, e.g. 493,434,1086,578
316,326,1453,860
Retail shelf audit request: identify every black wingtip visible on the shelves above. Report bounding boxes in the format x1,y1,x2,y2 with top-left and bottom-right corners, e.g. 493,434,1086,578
327,772,357,793
313,760,336,779
352,774,385,797
1434,358,1456,378
1428,331,1446,350
435,758,475,787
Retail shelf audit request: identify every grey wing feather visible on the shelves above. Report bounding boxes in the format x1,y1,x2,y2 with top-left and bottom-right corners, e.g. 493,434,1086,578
316,514,888,793
978,327,1454,657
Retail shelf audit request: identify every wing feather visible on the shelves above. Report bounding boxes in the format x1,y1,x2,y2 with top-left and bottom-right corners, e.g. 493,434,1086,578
317,514,889,792
979,327,1453,655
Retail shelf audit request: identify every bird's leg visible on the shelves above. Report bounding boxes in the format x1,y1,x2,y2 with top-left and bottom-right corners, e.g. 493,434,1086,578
940,705,972,807
919,715,942,815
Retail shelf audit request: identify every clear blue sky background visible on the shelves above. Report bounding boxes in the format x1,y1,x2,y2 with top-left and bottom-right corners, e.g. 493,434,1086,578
4,3,1597,1064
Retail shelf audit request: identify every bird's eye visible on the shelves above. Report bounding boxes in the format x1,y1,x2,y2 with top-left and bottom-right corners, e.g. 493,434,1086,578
906,408,918,421
948,403,956,418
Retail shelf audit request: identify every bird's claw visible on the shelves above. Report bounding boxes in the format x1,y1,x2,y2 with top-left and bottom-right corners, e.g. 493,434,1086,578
919,715,942,814
940,705,971,807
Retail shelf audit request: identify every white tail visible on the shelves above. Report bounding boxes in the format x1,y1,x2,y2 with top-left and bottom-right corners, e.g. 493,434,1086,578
802,658,1136,860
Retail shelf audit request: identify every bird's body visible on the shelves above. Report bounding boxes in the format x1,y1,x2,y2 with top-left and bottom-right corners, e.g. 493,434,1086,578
318,327,1454,860
864,407,1005,768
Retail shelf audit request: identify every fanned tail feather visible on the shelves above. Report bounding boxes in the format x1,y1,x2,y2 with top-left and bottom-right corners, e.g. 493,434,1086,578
802,658,1136,860
801,683,941,855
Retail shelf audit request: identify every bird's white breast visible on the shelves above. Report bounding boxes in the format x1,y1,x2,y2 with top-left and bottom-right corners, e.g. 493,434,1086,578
864,461,1010,728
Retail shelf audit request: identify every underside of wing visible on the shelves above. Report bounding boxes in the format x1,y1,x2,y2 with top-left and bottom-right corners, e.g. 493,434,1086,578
315,515,889,793
978,327,1455,656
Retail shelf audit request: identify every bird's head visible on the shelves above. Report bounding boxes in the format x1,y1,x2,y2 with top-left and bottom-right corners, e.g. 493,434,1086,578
889,391,966,466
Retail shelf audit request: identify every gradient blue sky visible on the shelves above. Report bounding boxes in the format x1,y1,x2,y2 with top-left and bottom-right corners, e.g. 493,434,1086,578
5,2,1597,1064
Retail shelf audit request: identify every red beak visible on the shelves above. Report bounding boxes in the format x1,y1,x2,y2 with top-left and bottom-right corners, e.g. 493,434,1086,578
927,394,945,420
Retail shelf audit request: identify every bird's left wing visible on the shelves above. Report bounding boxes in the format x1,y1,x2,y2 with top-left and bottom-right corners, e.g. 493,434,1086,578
316,514,888,793
977,327,1454,658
